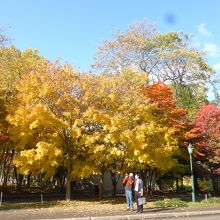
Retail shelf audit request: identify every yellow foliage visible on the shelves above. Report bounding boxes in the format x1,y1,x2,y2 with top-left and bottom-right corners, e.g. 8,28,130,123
7,59,182,181
13,142,63,178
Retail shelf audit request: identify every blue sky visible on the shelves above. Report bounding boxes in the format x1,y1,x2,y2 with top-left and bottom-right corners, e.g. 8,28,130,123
1,0,220,93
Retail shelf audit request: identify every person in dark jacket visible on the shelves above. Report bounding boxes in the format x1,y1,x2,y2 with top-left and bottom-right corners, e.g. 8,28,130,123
122,173,134,210
134,173,144,213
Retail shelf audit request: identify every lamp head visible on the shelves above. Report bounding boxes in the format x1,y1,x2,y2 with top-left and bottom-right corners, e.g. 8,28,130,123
188,143,193,154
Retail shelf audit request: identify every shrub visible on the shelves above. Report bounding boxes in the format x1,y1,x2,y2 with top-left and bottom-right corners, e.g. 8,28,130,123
154,198,188,208
198,179,213,192
201,197,220,204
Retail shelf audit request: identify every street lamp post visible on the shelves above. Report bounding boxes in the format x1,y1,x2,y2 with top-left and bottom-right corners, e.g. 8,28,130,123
188,143,195,202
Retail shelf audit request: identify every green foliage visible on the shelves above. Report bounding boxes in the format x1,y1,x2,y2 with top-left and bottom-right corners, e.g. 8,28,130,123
156,173,175,191
174,84,208,118
201,197,220,204
154,198,188,208
198,179,213,192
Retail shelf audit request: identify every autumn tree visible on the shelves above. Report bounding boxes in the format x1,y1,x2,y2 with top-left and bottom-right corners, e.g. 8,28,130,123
93,20,213,82
193,104,220,191
6,62,198,196
79,70,150,197
92,19,157,74
139,81,191,191
93,19,214,115
211,75,220,106
7,60,94,200
0,28,10,47
0,46,42,188
79,71,187,195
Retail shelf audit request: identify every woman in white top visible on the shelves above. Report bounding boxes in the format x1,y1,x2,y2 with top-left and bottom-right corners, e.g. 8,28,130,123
134,173,144,213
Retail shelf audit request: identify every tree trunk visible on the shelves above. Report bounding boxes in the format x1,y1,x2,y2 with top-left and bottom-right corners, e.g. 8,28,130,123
38,174,43,187
27,173,31,188
142,170,147,193
65,133,73,201
18,174,24,190
65,128,73,202
2,149,14,189
2,171,8,188
14,166,20,191
176,178,179,191
211,173,219,192
194,173,200,192
110,171,117,197
147,167,155,195
66,154,71,201
98,171,105,198
14,169,23,192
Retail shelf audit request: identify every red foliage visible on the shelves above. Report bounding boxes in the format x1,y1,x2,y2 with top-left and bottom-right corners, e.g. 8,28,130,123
193,104,220,167
214,168,220,174
194,104,220,140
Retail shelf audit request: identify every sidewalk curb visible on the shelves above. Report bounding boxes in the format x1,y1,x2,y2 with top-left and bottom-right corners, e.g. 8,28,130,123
37,209,220,220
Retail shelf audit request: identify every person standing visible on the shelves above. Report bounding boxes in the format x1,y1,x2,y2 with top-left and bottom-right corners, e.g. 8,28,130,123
134,173,144,213
122,173,134,211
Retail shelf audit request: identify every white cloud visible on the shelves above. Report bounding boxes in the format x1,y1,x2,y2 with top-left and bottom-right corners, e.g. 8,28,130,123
203,43,220,57
197,23,213,37
214,62,220,70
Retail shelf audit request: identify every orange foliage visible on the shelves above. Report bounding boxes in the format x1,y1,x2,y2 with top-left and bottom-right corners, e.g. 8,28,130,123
143,82,202,153
143,81,187,129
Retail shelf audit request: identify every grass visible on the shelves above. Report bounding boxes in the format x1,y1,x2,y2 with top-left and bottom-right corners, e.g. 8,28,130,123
153,198,188,208
0,196,220,211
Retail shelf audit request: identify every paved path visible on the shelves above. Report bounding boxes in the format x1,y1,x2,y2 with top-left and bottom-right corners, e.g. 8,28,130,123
165,214,220,220
1,206,220,220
